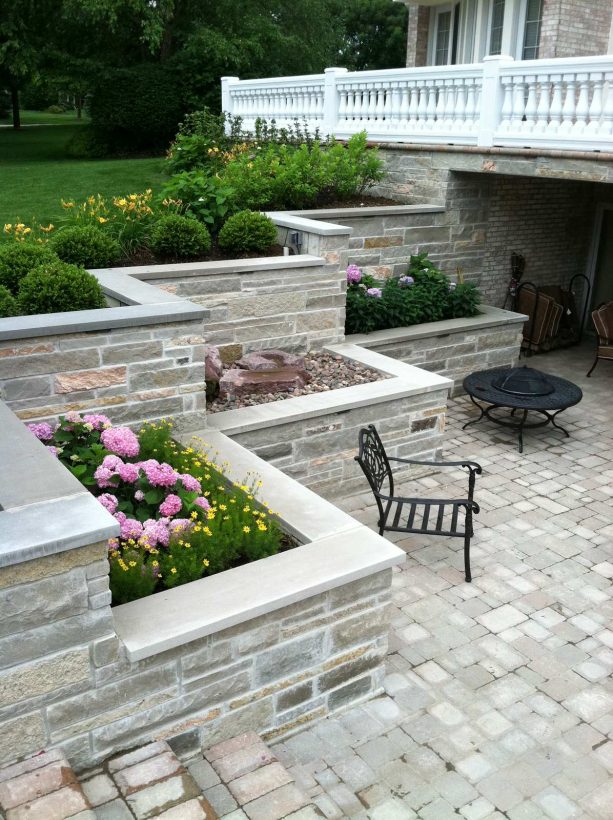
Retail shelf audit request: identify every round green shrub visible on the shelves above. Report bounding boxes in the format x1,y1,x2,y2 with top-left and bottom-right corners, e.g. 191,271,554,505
17,260,106,315
0,285,19,318
45,104,65,114
217,211,277,254
50,226,120,269
149,215,211,260
0,243,58,295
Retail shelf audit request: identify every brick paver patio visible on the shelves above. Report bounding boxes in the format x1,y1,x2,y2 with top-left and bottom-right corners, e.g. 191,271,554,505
270,345,613,820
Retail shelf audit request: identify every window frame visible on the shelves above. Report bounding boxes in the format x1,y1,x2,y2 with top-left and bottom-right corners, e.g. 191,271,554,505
428,2,461,66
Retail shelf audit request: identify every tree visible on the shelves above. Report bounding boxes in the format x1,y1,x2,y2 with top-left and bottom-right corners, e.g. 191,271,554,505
338,0,408,71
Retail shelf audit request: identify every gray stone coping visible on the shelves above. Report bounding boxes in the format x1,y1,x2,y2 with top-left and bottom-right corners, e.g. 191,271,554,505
0,401,119,567
266,212,353,236
347,305,528,348
113,429,405,661
93,254,325,281
200,342,452,436
286,204,446,219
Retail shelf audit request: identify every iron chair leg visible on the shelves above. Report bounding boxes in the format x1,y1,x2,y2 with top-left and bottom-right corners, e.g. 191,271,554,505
464,508,473,583
586,354,599,378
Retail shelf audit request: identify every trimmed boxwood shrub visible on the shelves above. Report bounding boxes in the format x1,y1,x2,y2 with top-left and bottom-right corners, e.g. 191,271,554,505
0,243,58,295
149,214,211,260
17,260,106,315
50,226,121,269
0,285,19,318
217,210,277,254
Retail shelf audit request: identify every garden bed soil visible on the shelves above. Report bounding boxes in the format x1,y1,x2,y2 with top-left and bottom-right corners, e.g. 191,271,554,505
315,195,401,209
207,351,387,412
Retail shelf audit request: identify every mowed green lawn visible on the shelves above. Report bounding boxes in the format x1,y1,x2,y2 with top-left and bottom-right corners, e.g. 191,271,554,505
0,113,166,227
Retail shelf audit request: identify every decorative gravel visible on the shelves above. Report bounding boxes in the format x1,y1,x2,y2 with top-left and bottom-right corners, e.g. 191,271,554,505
208,352,387,412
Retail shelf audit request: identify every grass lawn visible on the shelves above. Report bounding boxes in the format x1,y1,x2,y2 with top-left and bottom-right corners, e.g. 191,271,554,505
0,111,166,227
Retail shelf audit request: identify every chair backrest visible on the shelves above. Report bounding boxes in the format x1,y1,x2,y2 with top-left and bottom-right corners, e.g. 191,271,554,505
593,301,613,342
355,425,394,501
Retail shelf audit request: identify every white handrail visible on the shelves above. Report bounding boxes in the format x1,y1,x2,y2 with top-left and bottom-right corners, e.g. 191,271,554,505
221,54,613,152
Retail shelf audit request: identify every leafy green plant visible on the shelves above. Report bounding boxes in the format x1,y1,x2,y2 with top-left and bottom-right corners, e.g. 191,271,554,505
0,243,58,294
217,210,277,253
150,214,212,260
0,285,18,318
51,225,121,268
158,171,234,227
17,260,106,315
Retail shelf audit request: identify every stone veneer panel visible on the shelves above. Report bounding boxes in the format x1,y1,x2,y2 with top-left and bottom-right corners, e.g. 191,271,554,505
0,319,206,430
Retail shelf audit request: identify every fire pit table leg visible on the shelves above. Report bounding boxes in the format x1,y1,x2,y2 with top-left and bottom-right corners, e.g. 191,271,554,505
517,408,528,453
462,395,487,430
546,409,571,439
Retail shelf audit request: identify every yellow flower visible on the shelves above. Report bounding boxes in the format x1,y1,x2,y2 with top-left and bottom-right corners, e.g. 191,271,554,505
61,200,75,208
3,224,11,233
39,223,54,232
190,511,198,520
243,505,250,513
98,216,108,224
243,526,251,534
129,560,137,567
202,558,210,567
170,567,177,574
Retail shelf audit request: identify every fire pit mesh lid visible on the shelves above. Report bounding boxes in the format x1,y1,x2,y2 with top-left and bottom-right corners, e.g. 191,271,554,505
492,366,555,397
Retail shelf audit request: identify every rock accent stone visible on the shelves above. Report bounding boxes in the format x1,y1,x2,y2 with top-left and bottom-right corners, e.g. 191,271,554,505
219,367,310,399
236,350,306,371
204,346,223,383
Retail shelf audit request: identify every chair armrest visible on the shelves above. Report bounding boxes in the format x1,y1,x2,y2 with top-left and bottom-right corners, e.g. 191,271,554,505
387,456,482,475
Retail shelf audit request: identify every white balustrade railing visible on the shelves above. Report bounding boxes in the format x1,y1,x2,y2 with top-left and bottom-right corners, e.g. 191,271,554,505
221,54,613,152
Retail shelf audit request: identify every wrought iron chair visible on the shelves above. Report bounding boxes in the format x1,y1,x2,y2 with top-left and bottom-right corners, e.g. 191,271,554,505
355,425,482,582
587,301,613,377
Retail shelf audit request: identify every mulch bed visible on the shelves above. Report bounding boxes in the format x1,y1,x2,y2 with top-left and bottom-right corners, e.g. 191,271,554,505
207,352,387,413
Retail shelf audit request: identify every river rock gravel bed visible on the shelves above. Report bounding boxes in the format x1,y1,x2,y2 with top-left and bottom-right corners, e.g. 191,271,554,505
207,352,387,413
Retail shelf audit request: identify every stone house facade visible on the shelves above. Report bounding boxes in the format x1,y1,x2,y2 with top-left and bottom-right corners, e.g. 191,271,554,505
400,0,613,67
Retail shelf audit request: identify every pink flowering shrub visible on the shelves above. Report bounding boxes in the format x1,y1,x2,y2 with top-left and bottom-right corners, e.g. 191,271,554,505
27,414,284,605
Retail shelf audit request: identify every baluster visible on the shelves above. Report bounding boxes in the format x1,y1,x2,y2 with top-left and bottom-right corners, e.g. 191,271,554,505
417,81,428,129
600,72,613,136
338,88,347,125
374,86,384,123
444,83,456,130
560,74,577,135
434,81,446,131
548,74,563,133
499,76,513,131
586,72,604,133
524,75,538,128
511,76,526,132
389,82,401,129
367,87,377,121
465,79,476,132
454,79,467,132
573,73,590,133
534,75,551,133
425,81,437,130
345,87,355,128
407,82,418,127
354,85,365,126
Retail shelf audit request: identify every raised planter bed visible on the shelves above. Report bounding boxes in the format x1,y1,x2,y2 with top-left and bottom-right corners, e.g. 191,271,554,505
0,398,404,770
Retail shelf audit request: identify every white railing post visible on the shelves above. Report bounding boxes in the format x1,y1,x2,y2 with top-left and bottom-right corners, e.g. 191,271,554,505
477,56,512,147
323,67,348,137
221,76,239,118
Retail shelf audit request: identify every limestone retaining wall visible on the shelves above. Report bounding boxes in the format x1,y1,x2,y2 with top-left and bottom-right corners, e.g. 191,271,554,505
0,402,404,770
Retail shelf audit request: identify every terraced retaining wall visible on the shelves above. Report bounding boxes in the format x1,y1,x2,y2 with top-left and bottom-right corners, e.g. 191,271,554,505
0,401,404,771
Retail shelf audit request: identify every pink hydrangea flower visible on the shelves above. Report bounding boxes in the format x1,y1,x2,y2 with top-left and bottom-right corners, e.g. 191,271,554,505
98,493,118,515
27,422,55,441
139,459,178,487
102,454,123,470
169,519,194,536
46,445,61,458
118,462,140,483
140,518,170,548
134,490,145,502
159,494,182,517
180,473,202,493
63,411,83,424
194,496,211,511
83,414,112,430
346,264,362,285
115,512,143,540
101,427,140,458
366,287,382,298
94,465,115,488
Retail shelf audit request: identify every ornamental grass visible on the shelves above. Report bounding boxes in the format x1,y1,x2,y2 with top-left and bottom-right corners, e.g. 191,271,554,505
28,414,284,605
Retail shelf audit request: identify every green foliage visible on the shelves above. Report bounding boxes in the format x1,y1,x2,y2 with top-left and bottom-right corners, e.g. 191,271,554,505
150,214,212,260
0,285,19,317
17,259,106,315
219,132,384,211
345,253,481,335
217,210,277,254
158,171,233,227
45,104,64,114
110,550,158,605
0,243,57,294
50,225,120,268
338,0,408,70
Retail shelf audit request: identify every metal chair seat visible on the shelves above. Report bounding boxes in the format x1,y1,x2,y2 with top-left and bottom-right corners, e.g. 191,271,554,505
356,425,482,582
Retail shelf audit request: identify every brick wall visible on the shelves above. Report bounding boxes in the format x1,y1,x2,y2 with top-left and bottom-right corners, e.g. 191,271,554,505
406,4,430,67
0,319,207,431
540,0,612,58
0,541,391,770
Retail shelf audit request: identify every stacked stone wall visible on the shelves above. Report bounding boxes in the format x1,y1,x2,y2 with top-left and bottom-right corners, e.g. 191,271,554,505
0,319,207,431
0,541,391,771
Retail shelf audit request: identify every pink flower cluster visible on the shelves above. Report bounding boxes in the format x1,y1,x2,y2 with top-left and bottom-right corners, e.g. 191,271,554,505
27,422,56,441
94,455,140,488
346,264,362,285
101,427,140,458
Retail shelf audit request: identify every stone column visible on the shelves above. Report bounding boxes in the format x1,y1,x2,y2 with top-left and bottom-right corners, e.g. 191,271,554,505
405,3,430,67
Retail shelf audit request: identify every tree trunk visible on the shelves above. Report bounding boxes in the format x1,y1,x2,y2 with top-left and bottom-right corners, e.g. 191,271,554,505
10,85,20,129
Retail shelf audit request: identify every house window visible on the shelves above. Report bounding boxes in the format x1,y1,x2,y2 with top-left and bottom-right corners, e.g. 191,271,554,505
489,0,506,55
521,0,543,60
433,4,460,65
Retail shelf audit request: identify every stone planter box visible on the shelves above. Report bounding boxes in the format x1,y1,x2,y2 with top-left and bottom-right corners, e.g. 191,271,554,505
0,398,404,771
347,305,527,393
202,342,452,497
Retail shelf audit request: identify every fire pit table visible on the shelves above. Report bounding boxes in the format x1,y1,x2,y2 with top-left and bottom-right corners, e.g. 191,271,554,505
462,366,582,452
